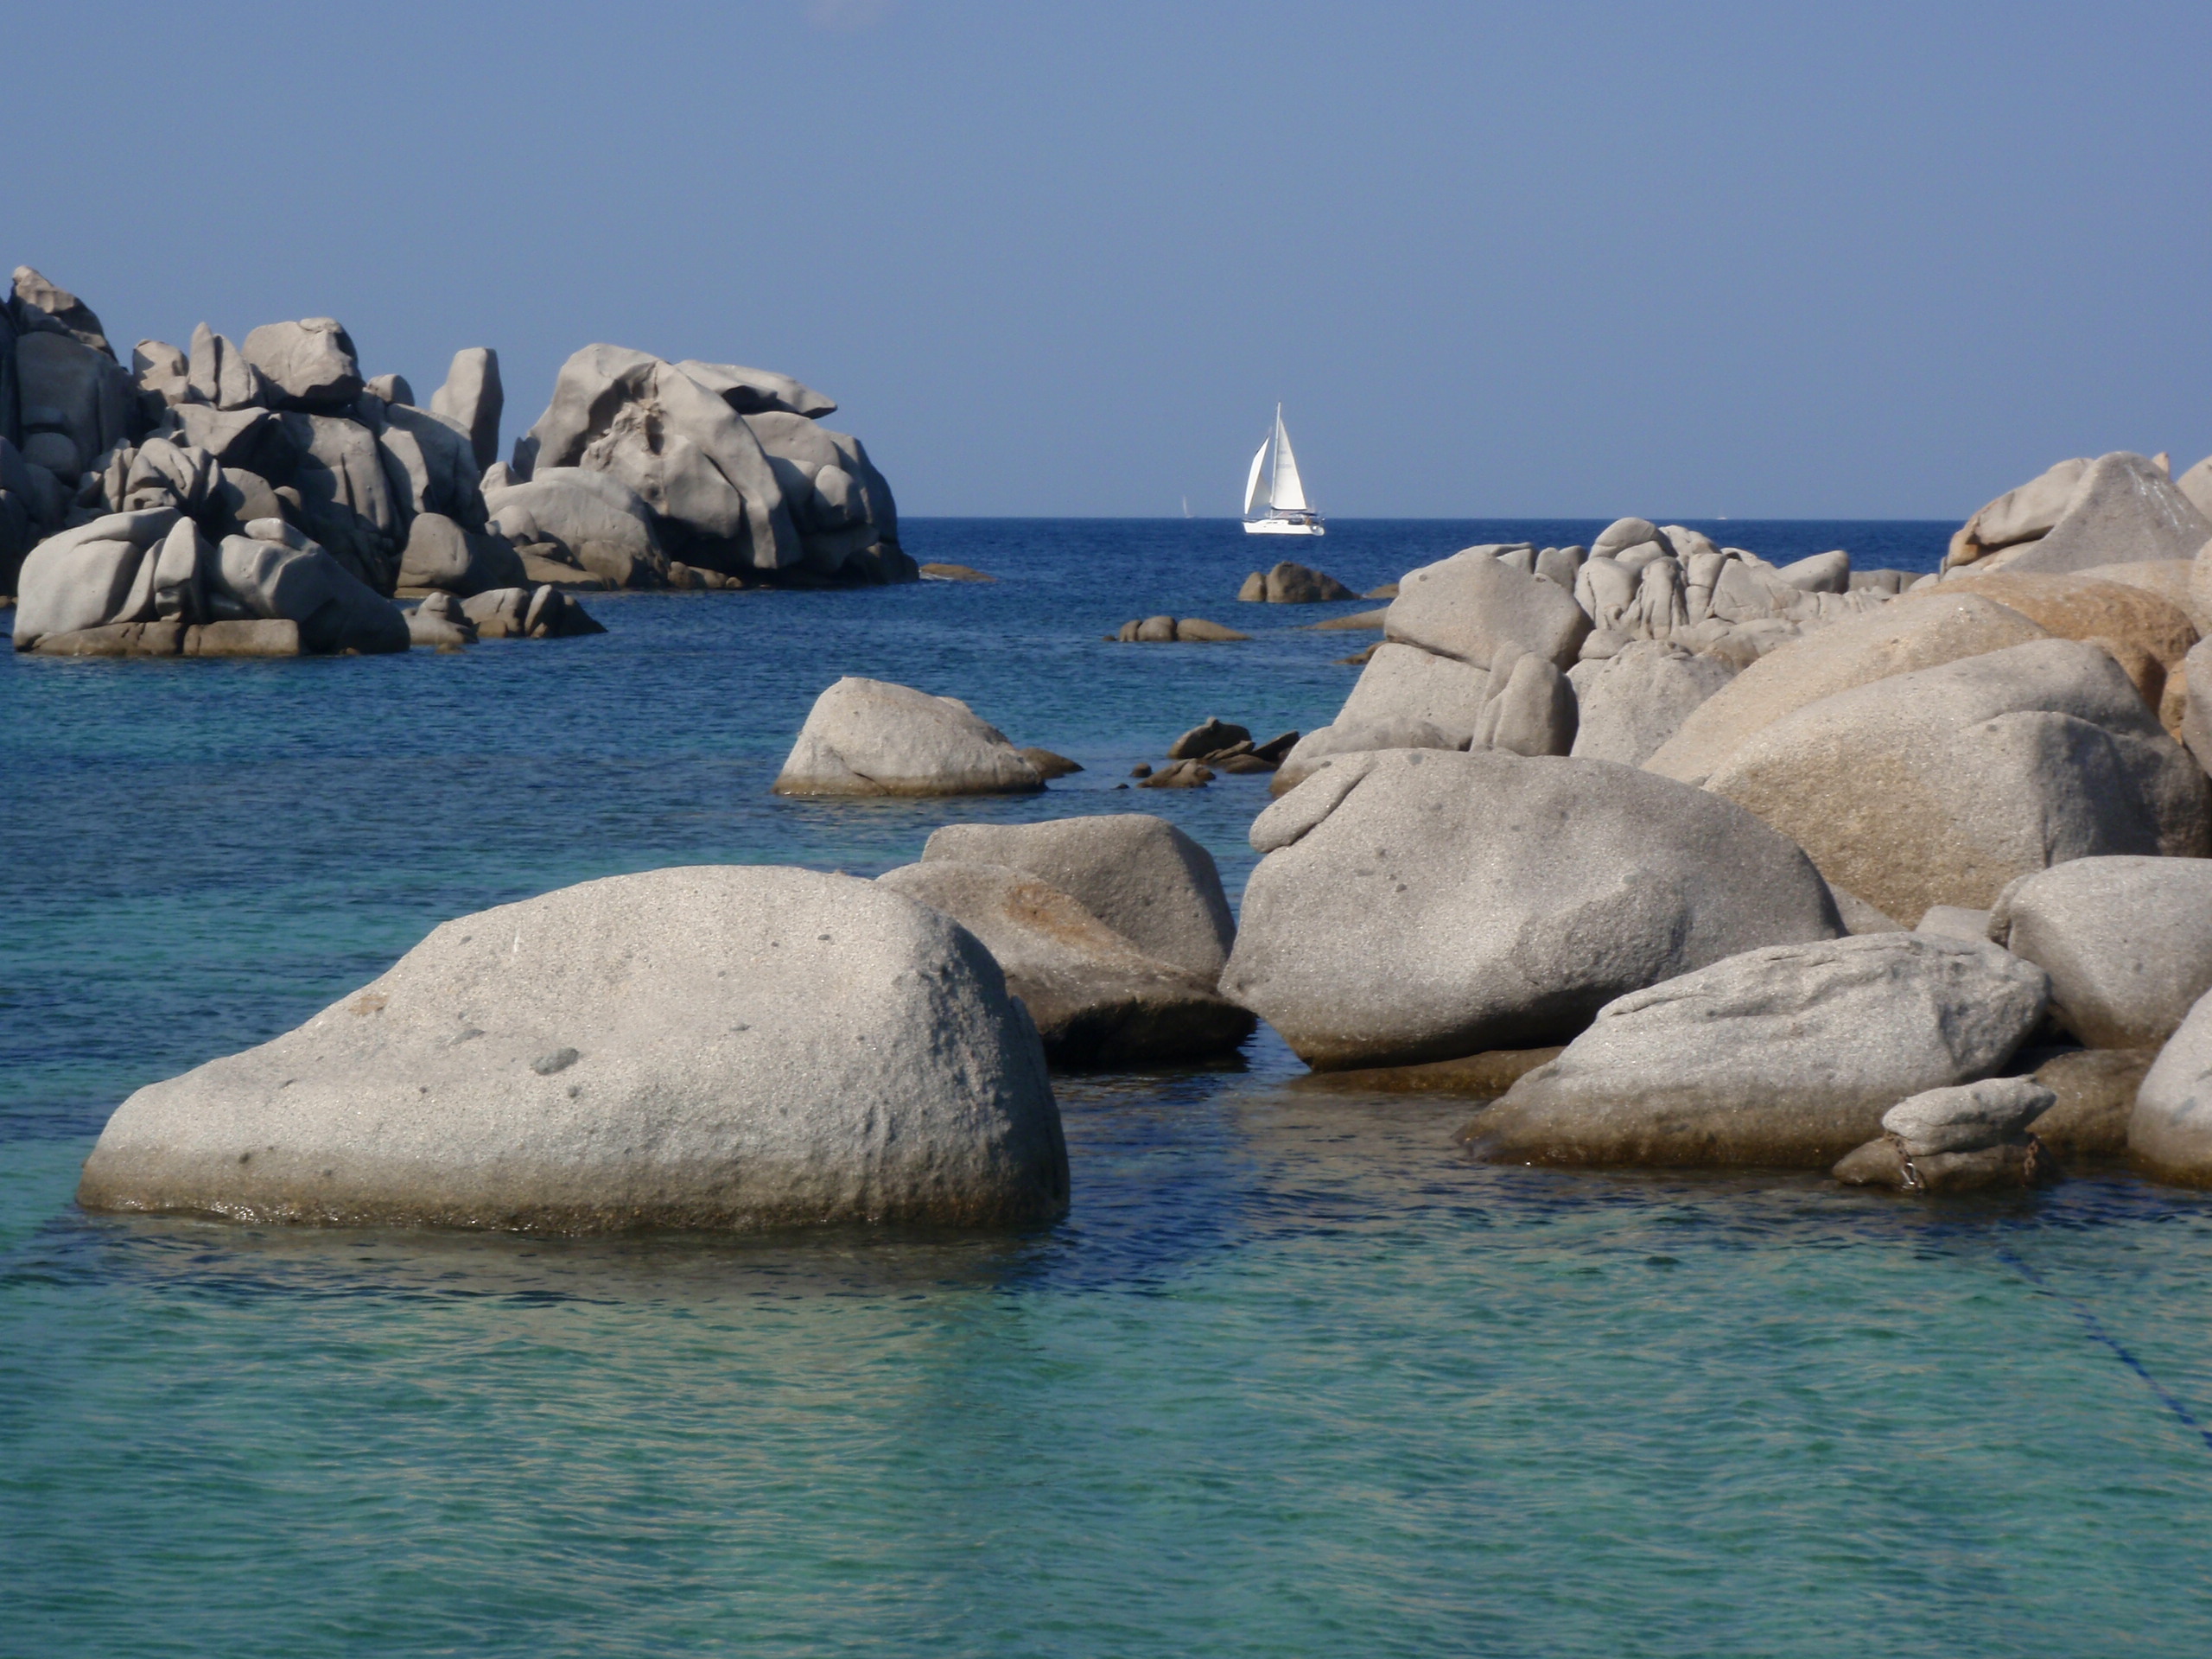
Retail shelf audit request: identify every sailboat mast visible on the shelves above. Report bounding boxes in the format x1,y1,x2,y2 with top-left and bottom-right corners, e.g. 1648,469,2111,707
1268,404,1282,510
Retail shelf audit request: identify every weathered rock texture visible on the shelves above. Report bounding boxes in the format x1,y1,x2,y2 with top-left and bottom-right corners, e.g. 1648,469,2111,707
2130,988,2212,1187
920,814,1236,983
1987,856,2212,1049
1223,749,1842,1070
1477,935,2049,1168
879,859,1253,1066
1946,453,2212,576
773,677,1044,797
77,867,1069,1232
1702,639,2211,920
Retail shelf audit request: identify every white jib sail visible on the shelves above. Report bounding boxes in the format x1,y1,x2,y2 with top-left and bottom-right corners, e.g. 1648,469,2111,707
1268,409,1308,512
1243,438,1271,517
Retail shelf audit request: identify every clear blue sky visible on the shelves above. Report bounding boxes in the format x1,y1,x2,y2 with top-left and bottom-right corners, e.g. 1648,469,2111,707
7,1,2206,519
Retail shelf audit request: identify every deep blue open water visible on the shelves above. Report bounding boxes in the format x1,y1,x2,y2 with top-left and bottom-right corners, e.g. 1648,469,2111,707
6,519,2212,1657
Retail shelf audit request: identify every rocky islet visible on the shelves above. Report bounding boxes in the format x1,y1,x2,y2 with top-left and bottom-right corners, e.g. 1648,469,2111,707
46,365,2212,1224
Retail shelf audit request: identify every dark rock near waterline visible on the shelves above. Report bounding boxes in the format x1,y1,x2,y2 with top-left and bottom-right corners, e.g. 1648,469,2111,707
879,859,1253,1067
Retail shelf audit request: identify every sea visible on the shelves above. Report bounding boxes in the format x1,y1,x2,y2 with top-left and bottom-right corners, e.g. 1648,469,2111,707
5,518,2211,1658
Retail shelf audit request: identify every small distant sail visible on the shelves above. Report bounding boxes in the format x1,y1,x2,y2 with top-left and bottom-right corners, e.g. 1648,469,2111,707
1268,408,1308,512
1243,440,1270,517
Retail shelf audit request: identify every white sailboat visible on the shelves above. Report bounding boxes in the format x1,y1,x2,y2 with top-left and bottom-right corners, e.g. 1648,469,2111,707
1242,405,1324,536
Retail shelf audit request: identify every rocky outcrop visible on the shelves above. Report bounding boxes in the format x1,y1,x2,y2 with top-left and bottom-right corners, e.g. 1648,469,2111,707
12,507,408,655
773,677,1045,797
1945,453,2212,576
1,264,906,613
1475,934,2049,1168
1237,561,1356,602
1986,856,2212,1049
1702,639,2211,920
76,867,1069,1232
510,343,904,584
918,814,1237,983
1223,748,1843,1070
879,859,1254,1066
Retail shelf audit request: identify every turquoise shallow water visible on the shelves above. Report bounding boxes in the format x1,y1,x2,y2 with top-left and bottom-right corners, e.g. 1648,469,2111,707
7,519,2212,1657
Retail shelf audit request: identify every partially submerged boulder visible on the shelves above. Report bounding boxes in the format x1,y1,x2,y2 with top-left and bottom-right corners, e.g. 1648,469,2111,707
1832,1077,2059,1192
485,467,668,588
1476,935,2049,1168
878,859,1253,1066
919,813,1236,982
773,677,1044,797
1703,639,2211,919
76,867,1068,1232
1238,561,1356,602
1987,856,2212,1049
1222,748,1844,1070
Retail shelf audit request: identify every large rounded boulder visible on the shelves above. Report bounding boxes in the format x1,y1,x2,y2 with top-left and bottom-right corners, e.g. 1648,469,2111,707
1702,638,2211,920
77,867,1068,1232
1220,748,1844,1070
773,677,1044,797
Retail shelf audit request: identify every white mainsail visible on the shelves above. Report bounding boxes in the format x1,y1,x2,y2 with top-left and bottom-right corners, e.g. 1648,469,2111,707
1267,408,1308,512
1240,404,1324,534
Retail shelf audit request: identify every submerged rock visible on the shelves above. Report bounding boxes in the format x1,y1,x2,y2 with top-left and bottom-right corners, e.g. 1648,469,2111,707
76,867,1069,1232
1832,1077,2060,1192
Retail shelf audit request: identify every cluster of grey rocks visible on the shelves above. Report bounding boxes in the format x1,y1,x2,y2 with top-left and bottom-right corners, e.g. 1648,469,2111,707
1,264,910,658
70,446,2212,1239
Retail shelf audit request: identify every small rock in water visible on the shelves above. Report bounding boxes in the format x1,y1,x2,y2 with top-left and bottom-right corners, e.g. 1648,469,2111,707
1140,760,1213,789
1832,1077,2060,1193
1130,763,1153,779
1020,747,1083,779
920,563,995,582
1168,718,1252,760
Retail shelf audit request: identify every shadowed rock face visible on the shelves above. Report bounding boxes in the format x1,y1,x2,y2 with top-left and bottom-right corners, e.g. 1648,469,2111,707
920,814,1236,983
880,859,1255,1067
1222,748,1843,1071
76,867,1068,1235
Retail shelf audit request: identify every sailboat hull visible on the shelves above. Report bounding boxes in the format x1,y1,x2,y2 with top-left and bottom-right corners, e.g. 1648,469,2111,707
1243,516,1325,536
